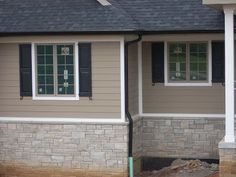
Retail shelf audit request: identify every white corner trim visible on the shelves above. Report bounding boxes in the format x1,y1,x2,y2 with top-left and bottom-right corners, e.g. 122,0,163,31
75,42,80,98
0,117,127,124
164,41,168,86
32,42,80,101
31,42,36,98
120,39,126,122
138,41,143,115
208,40,213,86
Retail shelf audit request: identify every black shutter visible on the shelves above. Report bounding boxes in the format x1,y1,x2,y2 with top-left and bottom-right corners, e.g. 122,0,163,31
79,43,92,97
19,44,32,97
152,42,165,83
212,41,225,83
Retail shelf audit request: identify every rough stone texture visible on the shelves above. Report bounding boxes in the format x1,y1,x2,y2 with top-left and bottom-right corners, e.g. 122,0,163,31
219,148,236,177
133,117,143,158
142,117,225,159
0,123,128,177
133,117,143,175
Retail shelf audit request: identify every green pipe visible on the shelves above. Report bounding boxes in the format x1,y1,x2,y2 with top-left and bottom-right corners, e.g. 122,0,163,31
129,157,134,177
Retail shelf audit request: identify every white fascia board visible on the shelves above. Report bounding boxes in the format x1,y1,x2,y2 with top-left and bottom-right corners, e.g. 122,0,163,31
203,0,236,11
203,0,236,5
0,36,124,43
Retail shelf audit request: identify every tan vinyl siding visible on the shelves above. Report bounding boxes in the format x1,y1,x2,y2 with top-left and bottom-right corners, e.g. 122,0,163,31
142,42,225,114
128,43,139,115
0,42,121,118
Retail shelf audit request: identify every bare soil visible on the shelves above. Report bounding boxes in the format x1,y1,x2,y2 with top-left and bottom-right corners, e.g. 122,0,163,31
139,159,219,177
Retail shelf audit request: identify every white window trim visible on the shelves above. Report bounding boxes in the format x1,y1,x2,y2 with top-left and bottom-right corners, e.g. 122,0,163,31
32,42,80,101
164,40,212,87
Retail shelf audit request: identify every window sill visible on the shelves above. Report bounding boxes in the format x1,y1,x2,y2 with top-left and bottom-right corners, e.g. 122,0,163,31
164,82,212,87
32,96,80,101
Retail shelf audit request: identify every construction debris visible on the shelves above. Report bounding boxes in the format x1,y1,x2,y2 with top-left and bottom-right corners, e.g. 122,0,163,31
139,159,219,177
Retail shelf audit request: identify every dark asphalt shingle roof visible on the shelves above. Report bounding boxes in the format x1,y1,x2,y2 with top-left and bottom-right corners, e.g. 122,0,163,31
0,0,228,34
117,0,225,32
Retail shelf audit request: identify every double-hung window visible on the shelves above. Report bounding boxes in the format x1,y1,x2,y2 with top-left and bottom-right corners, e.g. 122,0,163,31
35,44,78,99
167,42,210,85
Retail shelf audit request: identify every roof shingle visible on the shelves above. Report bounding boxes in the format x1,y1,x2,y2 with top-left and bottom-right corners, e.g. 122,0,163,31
0,0,228,34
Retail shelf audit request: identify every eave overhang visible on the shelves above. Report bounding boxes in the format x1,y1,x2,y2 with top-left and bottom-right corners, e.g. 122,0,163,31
203,0,236,10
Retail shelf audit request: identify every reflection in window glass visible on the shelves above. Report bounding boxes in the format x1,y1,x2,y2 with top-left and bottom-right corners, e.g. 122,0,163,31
190,43,207,81
36,45,54,95
168,43,187,81
168,42,208,83
57,45,74,95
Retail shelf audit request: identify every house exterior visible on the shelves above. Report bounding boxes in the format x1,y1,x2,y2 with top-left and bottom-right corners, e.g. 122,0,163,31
0,0,236,177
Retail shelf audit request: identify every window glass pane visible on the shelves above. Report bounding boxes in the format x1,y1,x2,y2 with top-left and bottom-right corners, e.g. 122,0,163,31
38,86,45,94
46,76,54,85
37,65,45,74
67,86,74,94
38,76,45,85
58,86,65,94
46,46,53,55
37,46,44,55
57,66,65,75
46,56,53,64
66,56,74,64
57,45,75,95
46,65,53,75
58,76,64,85
36,45,54,95
46,85,54,94
199,72,207,80
36,44,75,96
189,43,207,81
68,76,74,84
67,65,74,74
168,43,187,81
57,56,65,64
37,56,45,64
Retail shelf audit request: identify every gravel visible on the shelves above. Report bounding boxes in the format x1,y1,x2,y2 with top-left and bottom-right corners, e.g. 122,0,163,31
139,159,219,177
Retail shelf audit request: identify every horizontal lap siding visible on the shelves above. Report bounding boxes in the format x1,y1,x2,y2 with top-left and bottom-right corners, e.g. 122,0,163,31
0,42,121,118
128,43,139,116
142,42,225,114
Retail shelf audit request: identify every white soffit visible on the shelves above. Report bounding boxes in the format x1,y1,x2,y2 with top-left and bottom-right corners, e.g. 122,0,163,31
203,0,236,10
97,0,111,6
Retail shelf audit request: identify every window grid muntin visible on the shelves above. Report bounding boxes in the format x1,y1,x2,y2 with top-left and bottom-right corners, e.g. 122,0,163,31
167,42,208,83
189,43,208,81
57,45,75,95
168,43,187,81
36,45,54,95
35,44,75,97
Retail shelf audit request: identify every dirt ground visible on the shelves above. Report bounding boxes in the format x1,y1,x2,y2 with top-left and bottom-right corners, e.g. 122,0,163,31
139,159,219,177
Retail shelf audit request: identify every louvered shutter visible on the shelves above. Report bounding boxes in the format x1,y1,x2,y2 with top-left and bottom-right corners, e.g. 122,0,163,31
152,42,165,83
79,43,92,97
212,41,225,83
19,44,32,97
